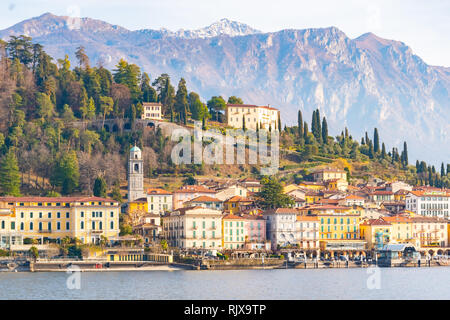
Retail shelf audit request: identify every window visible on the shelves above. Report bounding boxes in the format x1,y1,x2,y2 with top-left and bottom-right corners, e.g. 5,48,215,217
39,222,42,231
57,212,61,219
110,221,114,229
81,211,84,218
66,212,70,218
92,222,95,230
30,222,33,230
57,222,61,230
66,222,70,230
81,221,84,230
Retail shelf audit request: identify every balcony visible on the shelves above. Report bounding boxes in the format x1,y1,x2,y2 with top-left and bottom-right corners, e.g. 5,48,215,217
91,230,104,234
38,230,52,233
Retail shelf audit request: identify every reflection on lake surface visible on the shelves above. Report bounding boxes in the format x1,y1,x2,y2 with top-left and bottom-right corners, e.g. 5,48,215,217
0,267,449,300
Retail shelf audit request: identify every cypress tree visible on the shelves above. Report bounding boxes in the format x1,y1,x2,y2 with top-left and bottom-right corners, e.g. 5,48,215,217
447,164,450,176
321,116,328,144
361,137,365,145
278,113,281,133
303,121,308,141
441,163,445,177
311,110,317,138
93,176,107,197
381,143,386,159
242,115,246,131
298,110,303,139
368,140,374,159
315,109,321,142
402,141,408,167
374,128,380,153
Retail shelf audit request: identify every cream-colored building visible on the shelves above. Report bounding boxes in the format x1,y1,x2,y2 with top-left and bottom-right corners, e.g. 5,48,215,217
162,207,222,249
226,104,280,131
312,168,347,183
141,102,162,120
146,188,173,215
0,196,120,246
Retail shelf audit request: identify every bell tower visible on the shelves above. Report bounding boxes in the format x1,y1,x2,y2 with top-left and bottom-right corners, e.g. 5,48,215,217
128,145,144,201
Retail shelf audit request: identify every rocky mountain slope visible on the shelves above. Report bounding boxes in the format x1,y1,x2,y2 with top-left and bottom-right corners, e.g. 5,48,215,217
1,13,448,163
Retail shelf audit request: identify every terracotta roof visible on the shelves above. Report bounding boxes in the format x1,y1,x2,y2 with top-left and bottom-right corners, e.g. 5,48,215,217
223,213,246,220
344,195,365,200
174,185,216,194
370,191,394,195
147,188,172,195
383,216,413,223
226,195,253,202
411,216,447,223
296,215,319,221
264,208,298,215
360,218,391,226
408,190,450,197
188,196,222,202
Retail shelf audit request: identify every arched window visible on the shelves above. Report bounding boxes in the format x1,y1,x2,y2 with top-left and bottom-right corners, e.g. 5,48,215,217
99,221,103,230
20,222,24,230
110,221,114,229
39,222,42,231
134,164,139,172
81,221,84,229
92,221,95,230
30,222,33,230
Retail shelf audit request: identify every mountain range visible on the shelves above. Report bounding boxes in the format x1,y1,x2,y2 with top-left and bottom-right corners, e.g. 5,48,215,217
1,12,449,164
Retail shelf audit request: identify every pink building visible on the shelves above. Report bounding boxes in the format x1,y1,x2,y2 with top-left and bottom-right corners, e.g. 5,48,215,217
243,214,268,249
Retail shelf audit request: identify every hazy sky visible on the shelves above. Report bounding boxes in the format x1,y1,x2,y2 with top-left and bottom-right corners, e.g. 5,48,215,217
1,0,449,66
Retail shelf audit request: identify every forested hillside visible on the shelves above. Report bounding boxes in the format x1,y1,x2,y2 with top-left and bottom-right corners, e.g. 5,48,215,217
0,35,448,199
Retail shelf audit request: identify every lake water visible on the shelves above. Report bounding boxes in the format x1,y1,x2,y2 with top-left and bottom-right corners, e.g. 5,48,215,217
0,267,449,299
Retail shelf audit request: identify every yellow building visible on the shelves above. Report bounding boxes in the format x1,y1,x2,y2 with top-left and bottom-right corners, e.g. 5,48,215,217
383,216,414,244
226,104,280,131
0,196,120,245
360,218,392,250
298,181,325,191
300,205,365,253
304,190,323,204
127,198,148,214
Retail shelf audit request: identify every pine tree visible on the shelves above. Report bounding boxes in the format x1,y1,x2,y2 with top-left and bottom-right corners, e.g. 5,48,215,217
0,150,21,196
